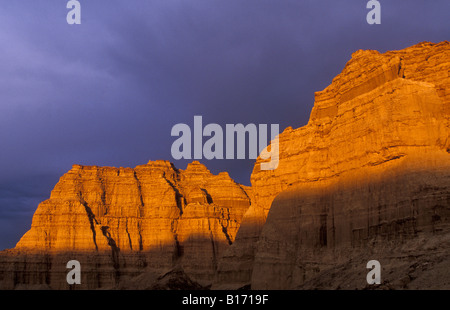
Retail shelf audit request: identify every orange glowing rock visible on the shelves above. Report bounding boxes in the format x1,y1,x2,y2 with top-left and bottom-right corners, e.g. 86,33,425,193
214,41,450,289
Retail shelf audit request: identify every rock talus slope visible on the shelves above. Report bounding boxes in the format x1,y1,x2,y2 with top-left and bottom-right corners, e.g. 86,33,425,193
214,41,450,289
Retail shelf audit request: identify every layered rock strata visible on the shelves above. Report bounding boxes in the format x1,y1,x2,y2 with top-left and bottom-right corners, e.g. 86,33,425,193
0,161,251,289
214,41,450,289
1,41,449,290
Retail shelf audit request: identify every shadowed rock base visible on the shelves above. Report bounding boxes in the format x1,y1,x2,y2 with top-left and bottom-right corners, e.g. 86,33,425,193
251,153,450,289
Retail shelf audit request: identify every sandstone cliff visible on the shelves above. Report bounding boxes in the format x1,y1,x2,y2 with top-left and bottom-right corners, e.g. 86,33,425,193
214,41,450,289
1,41,449,290
0,160,251,289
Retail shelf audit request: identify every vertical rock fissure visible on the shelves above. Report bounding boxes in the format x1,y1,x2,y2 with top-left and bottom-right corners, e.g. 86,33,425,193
137,220,143,251
220,208,233,245
96,169,107,215
125,218,133,251
237,184,252,205
162,172,184,216
101,226,120,281
221,226,233,246
201,189,213,204
173,234,183,262
207,219,218,270
171,220,183,263
79,194,99,251
101,227,119,263
133,171,145,218
398,57,406,78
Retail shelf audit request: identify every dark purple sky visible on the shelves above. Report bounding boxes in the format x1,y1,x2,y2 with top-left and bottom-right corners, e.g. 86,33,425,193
0,0,448,250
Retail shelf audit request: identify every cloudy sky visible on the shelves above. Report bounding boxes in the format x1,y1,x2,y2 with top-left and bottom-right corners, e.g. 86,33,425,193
0,0,448,250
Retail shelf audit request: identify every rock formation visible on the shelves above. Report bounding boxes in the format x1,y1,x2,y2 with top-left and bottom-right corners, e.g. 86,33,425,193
214,41,450,289
1,41,449,290
0,160,251,289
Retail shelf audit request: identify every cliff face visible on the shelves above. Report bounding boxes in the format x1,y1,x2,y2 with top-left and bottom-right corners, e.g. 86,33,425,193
1,41,449,290
0,160,251,289
251,155,450,289
214,41,450,289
